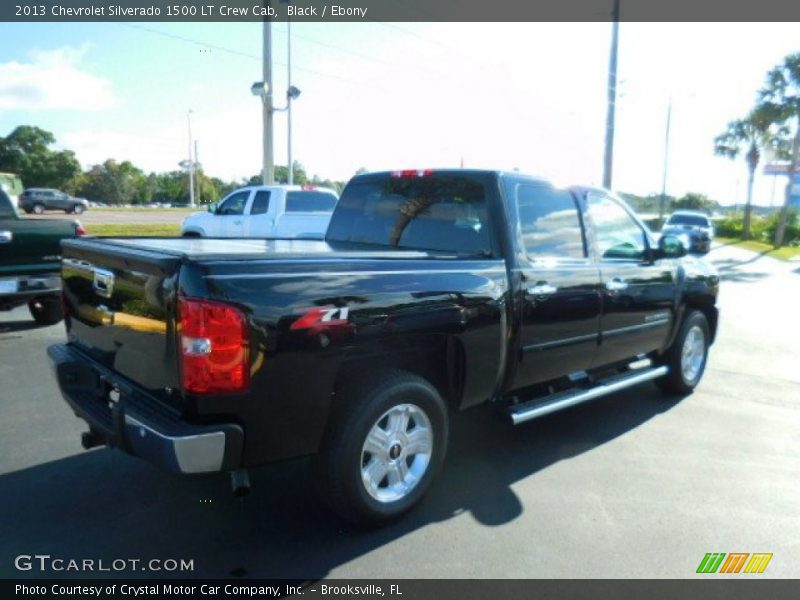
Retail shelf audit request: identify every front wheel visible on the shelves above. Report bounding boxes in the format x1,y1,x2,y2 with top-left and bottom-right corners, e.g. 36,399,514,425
29,297,63,326
72,204,85,214
656,310,710,394
32,203,45,215
313,370,449,526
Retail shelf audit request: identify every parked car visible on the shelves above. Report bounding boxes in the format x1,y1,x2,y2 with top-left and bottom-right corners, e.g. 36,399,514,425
48,169,719,525
20,188,90,215
181,184,339,239
0,188,85,324
661,210,714,254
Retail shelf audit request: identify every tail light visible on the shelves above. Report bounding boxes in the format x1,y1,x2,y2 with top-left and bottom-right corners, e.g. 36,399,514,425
75,223,87,236
179,298,250,395
391,169,433,178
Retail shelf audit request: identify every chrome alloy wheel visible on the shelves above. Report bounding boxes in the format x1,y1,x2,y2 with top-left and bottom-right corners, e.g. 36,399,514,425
681,325,706,383
360,403,433,503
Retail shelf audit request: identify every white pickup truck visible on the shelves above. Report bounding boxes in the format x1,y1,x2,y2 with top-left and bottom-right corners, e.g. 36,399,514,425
181,184,339,239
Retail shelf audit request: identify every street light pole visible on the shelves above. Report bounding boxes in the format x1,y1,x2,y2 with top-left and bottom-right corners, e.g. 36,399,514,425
602,0,620,189
187,109,195,208
287,20,294,185
659,96,672,221
262,21,275,185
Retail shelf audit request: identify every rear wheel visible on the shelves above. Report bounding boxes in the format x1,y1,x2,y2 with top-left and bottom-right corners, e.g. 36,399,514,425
313,370,449,526
28,297,63,326
32,203,45,215
656,310,709,394
72,204,85,214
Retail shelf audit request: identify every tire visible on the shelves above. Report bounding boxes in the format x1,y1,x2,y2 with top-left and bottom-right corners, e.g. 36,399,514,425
72,204,85,214
655,310,710,395
313,369,449,526
182,231,201,238
28,297,63,326
32,203,45,215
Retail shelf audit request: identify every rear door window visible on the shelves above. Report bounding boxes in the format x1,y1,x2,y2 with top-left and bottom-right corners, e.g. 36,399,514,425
326,174,491,255
250,191,271,215
285,191,338,213
515,183,585,259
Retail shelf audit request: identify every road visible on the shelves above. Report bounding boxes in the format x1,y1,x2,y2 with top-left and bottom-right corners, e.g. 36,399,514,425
1,243,798,579
24,209,193,226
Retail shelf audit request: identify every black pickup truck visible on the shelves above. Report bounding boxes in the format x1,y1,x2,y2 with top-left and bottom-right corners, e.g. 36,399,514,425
48,169,719,525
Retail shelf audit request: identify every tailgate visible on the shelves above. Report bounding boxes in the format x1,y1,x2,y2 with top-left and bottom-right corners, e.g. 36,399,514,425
0,219,75,278
61,239,183,407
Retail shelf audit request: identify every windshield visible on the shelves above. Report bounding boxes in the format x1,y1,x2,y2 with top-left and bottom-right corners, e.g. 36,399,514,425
667,214,710,227
326,174,492,255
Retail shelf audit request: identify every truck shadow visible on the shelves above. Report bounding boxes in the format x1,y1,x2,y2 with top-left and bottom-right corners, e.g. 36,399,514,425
0,319,48,334
0,387,681,580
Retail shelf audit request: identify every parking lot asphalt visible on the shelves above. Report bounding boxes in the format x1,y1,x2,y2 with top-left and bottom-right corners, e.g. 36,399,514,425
1,242,798,579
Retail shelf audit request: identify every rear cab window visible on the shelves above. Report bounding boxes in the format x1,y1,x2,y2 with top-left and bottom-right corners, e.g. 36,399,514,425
326,172,493,256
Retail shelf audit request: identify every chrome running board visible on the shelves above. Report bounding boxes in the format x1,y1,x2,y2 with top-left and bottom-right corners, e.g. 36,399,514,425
509,365,668,425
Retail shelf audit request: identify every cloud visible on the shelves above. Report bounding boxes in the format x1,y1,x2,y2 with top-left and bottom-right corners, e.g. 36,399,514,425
0,45,116,111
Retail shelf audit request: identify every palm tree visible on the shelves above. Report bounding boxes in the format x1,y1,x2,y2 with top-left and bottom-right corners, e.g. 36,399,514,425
714,106,789,239
758,53,800,247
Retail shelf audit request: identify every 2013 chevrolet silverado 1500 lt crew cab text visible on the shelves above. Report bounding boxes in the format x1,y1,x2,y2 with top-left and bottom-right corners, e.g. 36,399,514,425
1,188,85,324
48,169,719,525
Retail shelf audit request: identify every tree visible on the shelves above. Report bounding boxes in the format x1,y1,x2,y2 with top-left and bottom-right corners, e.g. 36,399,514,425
75,159,144,205
673,192,717,213
714,105,789,238
0,125,80,190
758,52,800,247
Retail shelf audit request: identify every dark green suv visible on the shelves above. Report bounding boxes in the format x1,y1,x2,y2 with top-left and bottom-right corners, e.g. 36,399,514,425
20,188,89,215
1,189,85,324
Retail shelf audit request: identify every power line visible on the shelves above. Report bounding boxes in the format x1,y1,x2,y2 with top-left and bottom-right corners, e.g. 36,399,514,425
119,23,379,87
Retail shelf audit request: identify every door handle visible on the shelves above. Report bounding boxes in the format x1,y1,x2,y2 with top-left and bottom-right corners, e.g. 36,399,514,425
0,231,12,244
527,282,558,296
605,278,628,291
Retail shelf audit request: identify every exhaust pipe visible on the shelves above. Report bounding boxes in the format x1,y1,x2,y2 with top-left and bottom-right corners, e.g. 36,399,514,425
230,469,251,497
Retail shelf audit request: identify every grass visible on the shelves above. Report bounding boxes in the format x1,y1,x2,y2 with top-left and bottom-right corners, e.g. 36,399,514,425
85,223,181,237
715,236,800,261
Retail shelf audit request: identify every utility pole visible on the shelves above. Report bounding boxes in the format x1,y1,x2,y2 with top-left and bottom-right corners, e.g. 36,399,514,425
602,0,620,189
187,109,195,208
659,96,672,221
194,140,199,204
287,20,294,185
262,21,275,185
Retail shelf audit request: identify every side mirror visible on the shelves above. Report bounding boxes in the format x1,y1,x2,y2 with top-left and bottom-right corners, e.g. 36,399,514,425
207,203,217,214
657,234,688,259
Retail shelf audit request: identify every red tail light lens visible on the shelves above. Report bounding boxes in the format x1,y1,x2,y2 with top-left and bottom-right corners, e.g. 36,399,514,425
75,224,87,236
179,298,250,394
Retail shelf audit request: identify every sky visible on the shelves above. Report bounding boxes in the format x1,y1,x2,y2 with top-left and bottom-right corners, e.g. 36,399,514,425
0,21,797,206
